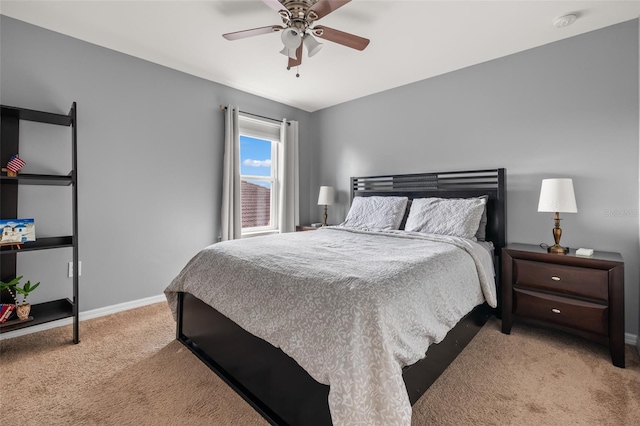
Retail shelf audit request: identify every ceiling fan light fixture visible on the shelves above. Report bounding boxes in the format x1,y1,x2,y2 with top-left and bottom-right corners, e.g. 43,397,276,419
280,46,298,60
281,27,302,50
303,33,323,57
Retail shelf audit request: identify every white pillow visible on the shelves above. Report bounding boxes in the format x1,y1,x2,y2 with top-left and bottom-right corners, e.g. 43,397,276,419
340,196,409,230
405,197,487,239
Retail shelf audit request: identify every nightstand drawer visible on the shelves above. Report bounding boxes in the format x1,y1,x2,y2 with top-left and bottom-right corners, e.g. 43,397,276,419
513,259,608,301
513,288,608,336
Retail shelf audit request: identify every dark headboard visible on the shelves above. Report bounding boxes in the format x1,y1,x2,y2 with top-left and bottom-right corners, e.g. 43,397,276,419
350,168,507,260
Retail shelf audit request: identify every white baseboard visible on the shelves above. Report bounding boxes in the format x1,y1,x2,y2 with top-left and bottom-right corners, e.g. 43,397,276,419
626,332,639,346
0,294,166,340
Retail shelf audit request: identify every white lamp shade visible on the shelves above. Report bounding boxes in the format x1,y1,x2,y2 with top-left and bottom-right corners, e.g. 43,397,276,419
317,186,334,206
303,34,323,57
279,46,298,59
538,178,577,213
281,27,302,50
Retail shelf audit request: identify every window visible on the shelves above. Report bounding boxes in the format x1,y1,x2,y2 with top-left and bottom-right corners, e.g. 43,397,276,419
239,116,281,236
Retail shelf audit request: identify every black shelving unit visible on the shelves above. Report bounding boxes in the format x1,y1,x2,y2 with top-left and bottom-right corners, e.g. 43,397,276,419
0,103,79,343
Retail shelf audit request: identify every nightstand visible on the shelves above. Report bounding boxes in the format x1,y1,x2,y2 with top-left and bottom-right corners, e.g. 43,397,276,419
501,243,625,368
296,225,318,232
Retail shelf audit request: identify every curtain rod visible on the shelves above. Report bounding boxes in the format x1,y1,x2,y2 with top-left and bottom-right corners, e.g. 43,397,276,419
219,105,289,125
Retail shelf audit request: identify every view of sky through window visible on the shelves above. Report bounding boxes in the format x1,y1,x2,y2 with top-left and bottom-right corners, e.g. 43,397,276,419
240,135,271,178
240,135,273,228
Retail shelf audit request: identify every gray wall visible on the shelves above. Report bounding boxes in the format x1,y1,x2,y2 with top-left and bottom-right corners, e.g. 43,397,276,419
2,15,638,337
0,16,312,311
310,20,639,336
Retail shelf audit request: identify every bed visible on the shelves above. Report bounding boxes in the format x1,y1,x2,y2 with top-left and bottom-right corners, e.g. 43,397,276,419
165,168,506,426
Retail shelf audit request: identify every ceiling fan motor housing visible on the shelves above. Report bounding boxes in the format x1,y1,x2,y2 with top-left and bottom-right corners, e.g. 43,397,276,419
280,0,320,28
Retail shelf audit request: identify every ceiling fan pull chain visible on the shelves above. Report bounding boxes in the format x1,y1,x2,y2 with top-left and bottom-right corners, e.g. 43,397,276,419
296,66,300,78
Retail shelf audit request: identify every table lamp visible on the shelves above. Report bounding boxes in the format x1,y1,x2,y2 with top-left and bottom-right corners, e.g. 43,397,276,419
537,178,577,254
317,186,334,227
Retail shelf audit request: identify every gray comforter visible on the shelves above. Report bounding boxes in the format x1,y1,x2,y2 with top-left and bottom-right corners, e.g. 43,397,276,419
165,227,496,426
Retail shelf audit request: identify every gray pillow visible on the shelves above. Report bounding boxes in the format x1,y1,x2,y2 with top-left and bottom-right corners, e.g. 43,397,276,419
340,196,409,230
405,197,487,240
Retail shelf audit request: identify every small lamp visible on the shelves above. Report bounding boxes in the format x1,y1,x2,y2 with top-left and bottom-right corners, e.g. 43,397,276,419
537,178,577,254
317,186,334,227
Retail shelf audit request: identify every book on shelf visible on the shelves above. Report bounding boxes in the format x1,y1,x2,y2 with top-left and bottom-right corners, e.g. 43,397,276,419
0,304,15,323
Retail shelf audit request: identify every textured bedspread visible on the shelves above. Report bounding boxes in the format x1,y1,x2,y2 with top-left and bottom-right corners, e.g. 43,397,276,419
165,227,496,426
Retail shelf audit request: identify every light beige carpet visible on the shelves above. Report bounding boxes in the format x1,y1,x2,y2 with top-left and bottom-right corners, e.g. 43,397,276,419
1,302,638,425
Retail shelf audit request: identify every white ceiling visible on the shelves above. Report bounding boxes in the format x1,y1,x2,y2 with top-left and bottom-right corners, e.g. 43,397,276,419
1,1,638,112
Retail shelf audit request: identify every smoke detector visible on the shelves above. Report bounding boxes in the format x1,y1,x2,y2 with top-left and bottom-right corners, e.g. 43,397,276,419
553,14,577,28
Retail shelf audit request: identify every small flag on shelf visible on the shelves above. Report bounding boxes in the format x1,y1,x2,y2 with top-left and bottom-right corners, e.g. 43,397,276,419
6,154,26,173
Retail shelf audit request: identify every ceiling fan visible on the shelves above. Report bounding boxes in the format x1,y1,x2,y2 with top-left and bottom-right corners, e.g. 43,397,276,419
222,0,370,76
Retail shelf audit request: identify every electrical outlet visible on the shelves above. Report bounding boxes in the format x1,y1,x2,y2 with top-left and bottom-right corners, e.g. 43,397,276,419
68,261,82,277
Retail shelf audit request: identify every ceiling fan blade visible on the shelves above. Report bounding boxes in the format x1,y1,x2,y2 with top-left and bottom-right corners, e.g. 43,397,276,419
307,0,351,20
288,43,303,68
312,26,369,51
262,0,285,13
223,25,284,41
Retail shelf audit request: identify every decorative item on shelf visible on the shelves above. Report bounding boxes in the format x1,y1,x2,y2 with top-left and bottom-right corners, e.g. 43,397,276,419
1,154,26,177
0,218,36,249
0,276,40,321
317,186,335,227
537,178,577,254
15,303,32,321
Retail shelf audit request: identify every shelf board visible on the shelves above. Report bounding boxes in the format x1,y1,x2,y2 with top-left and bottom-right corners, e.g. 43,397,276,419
1,105,73,126
0,316,34,328
0,236,73,254
0,173,73,186
0,299,74,333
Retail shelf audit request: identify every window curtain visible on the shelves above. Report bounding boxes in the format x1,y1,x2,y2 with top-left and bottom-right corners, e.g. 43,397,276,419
278,119,299,233
221,105,241,241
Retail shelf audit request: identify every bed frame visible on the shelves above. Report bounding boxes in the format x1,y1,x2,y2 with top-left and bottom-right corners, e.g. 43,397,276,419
176,168,506,425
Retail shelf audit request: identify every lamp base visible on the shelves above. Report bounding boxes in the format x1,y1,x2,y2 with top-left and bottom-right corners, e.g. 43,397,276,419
547,244,569,254
548,212,569,254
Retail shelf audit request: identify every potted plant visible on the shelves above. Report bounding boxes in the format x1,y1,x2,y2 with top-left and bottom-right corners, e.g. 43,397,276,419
0,276,40,320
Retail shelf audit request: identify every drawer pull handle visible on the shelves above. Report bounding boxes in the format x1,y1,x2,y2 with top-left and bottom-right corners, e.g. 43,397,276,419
551,276,561,281
551,308,561,314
